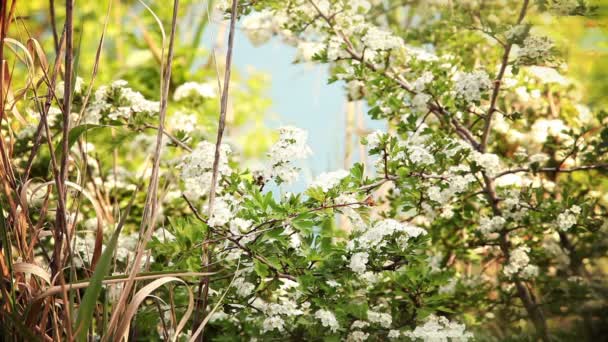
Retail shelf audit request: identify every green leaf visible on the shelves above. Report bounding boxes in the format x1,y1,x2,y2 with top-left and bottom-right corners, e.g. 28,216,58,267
74,191,134,341
254,260,270,278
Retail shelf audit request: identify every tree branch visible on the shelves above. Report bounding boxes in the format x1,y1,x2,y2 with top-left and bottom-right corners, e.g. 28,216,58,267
479,0,529,152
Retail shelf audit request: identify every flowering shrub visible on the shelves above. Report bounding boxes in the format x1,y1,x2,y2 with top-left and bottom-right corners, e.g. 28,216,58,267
2,0,607,341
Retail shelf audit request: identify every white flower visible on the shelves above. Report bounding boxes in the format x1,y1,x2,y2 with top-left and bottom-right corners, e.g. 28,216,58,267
557,206,579,231
406,144,435,165
266,126,312,184
521,264,539,278
478,216,506,235
347,80,366,100
169,111,197,133
453,70,492,103
505,24,527,42
503,246,536,278
549,0,579,15
153,228,176,242
207,195,237,227
295,41,324,62
412,72,434,92
262,316,285,332
531,119,567,144
230,218,253,235
518,36,553,62
438,278,458,295
173,81,216,101
405,315,473,341
232,278,255,297
405,45,439,62
179,141,232,200
356,219,426,250
362,26,403,51
349,0,372,12
368,310,392,328
347,331,370,342
310,169,349,192
242,10,275,46
326,279,341,288
529,153,550,165
91,80,159,121
315,309,340,332
352,320,369,329
411,93,432,113
526,66,568,85
471,152,501,176
327,36,350,61
366,130,384,149
349,252,369,274
388,330,401,339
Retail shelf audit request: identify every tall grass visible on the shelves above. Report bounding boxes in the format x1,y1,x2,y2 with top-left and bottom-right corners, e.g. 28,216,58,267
0,0,233,339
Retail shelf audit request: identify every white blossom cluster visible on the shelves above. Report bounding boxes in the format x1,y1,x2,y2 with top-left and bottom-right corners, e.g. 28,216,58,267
366,130,385,150
503,246,539,278
505,24,527,42
295,41,325,63
517,36,554,63
349,251,369,274
266,126,312,184
232,277,256,297
556,205,581,231
400,132,436,166
426,165,477,205
229,218,255,244
347,330,370,342
310,169,349,192
258,298,306,332
168,111,197,133
362,26,404,52
208,195,241,227
315,309,340,332
549,0,580,15
254,281,310,333
452,71,492,103
530,118,568,144
173,81,216,101
348,219,426,252
478,215,506,235
241,10,276,46
368,310,392,328
405,315,473,341
87,80,159,123
527,66,569,86
178,141,232,200
471,151,501,176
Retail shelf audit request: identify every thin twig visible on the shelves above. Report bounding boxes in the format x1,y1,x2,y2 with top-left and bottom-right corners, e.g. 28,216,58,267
194,1,239,337
479,0,529,152
494,163,608,178
104,0,180,338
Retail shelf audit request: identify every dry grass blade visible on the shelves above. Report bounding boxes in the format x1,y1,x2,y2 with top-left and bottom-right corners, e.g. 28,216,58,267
104,0,179,337
189,260,240,342
34,272,215,300
76,0,113,125
115,277,194,342
13,262,51,285
192,0,239,336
